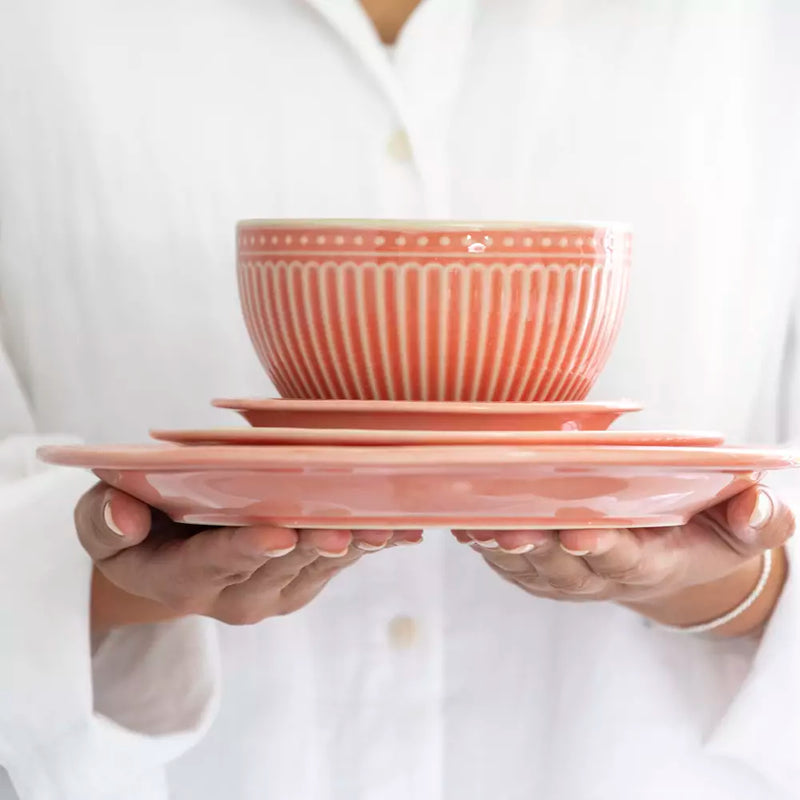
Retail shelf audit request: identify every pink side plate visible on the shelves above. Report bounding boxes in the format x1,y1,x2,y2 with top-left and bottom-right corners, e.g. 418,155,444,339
150,427,725,448
37,444,800,530
211,398,643,431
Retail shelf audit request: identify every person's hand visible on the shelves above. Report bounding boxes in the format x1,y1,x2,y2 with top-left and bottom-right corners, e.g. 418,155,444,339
453,485,795,636
78,483,422,631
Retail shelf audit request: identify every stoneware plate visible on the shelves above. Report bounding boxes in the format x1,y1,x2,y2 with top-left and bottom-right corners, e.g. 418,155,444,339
211,398,643,431
151,427,725,448
37,444,799,530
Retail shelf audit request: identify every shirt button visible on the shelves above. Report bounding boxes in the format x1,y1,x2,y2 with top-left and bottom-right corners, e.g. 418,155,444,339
387,615,419,649
386,128,413,163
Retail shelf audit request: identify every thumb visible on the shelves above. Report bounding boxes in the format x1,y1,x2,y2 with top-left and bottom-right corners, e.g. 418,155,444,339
75,482,152,561
712,485,796,556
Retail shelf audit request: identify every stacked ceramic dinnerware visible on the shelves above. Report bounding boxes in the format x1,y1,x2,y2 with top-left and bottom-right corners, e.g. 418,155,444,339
39,220,800,530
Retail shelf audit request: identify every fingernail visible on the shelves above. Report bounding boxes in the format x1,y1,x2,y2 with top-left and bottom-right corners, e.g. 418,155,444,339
395,538,423,546
749,489,774,528
560,543,591,556
471,538,499,549
355,541,387,552
262,546,295,558
498,544,536,554
103,501,125,537
317,547,350,558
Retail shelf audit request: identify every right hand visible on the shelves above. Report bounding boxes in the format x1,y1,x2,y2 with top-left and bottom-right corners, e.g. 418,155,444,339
76,483,422,630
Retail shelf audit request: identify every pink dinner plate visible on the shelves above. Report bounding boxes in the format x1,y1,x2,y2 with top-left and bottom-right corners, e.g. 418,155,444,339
150,427,725,448
37,444,799,530
211,398,642,431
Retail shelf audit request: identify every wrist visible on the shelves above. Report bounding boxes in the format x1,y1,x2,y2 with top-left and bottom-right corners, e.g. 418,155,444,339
622,547,787,638
91,567,186,633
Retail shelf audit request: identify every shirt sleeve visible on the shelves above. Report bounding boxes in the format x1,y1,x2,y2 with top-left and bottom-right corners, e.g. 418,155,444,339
0,342,220,797
705,271,800,794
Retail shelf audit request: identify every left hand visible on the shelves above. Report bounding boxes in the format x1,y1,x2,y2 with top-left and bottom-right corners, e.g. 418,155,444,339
453,485,795,636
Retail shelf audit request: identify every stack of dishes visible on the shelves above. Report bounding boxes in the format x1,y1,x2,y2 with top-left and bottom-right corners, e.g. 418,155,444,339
40,221,800,530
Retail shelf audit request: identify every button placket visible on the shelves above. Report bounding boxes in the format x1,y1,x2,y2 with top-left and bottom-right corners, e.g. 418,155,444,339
386,127,414,163
388,614,419,650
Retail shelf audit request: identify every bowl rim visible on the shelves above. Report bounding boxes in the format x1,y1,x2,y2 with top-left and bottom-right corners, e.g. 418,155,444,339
237,218,633,232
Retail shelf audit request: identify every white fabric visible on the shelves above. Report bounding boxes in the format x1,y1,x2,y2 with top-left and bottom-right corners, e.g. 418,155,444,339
1,0,800,798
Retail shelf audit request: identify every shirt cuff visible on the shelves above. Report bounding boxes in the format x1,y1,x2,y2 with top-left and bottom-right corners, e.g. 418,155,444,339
0,445,220,799
705,528,800,793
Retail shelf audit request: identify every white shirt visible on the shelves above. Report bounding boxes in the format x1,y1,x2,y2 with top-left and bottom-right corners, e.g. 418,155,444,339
1,1,800,798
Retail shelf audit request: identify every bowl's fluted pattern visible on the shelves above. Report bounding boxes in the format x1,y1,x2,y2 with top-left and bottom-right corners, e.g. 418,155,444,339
237,223,631,401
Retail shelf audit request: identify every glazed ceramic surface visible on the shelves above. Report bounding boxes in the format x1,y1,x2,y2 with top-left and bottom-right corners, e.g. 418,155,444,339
237,220,632,401
38,444,798,530
212,398,642,431
151,427,725,448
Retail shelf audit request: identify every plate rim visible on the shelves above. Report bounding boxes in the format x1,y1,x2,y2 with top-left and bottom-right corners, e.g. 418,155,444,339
211,398,644,415
149,427,726,446
37,443,800,472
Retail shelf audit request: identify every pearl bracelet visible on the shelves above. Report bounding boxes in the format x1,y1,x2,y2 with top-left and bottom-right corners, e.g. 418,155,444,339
659,550,773,635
